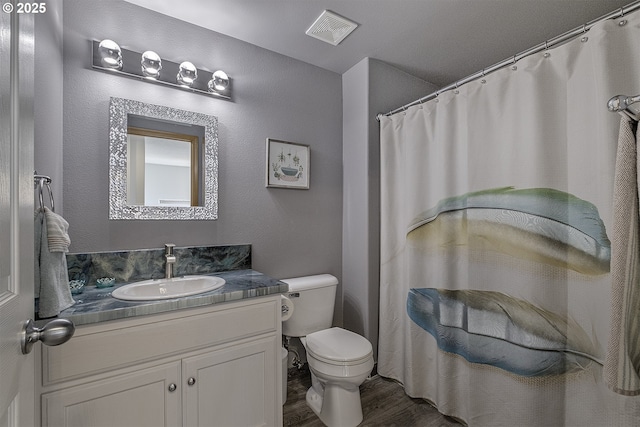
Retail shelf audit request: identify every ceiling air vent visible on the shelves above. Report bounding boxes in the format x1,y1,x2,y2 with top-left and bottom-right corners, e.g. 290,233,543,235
305,10,358,46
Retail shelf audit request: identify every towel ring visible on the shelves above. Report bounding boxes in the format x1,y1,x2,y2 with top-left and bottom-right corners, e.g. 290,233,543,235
45,180,54,212
35,174,55,212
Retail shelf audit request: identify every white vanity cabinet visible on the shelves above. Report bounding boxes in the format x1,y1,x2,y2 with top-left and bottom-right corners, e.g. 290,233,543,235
41,361,182,426
182,336,277,426
37,295,282,427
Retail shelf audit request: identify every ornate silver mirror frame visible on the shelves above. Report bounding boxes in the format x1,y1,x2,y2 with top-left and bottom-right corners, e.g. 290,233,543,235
109,97,218,220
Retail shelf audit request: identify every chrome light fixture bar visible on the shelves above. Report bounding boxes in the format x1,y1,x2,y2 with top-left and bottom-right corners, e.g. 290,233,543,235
91,40,231,100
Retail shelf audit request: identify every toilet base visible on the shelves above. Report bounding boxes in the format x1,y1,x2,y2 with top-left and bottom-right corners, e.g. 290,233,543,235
306,386,323,417
305,383,364,427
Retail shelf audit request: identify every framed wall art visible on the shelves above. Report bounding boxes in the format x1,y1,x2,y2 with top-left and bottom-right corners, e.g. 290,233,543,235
265,138,310,189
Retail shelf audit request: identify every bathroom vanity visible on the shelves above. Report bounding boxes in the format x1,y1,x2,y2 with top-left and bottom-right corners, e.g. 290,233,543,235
35,269,286,427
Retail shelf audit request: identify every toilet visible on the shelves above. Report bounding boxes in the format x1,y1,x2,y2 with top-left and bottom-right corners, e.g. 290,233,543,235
282,274,374,427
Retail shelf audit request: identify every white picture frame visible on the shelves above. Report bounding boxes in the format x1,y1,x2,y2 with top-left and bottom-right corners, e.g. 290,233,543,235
265,138,310,189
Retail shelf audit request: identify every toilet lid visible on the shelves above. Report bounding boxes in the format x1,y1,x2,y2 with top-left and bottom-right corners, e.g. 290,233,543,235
305,327,373,365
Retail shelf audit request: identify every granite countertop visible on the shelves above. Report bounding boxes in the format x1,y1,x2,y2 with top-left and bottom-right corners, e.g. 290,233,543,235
58,269,288,326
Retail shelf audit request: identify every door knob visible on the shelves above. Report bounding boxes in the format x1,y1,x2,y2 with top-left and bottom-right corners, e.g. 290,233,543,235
21,318,75,354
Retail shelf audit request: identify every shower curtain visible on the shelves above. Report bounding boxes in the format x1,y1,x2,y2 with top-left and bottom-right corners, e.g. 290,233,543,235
378,10,640,427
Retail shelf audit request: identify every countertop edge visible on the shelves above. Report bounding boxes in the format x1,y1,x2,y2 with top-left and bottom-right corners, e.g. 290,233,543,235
58,269,287,326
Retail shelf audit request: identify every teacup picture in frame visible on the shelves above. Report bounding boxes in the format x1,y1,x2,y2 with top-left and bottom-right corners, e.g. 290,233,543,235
266,138,310,189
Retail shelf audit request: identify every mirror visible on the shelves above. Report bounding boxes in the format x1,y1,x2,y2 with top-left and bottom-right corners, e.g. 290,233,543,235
127,124,200,207
109,97,218,220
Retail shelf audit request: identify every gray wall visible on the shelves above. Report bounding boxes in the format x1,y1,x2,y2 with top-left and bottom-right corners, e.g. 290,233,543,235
342,58,437,358
35,1,440,351
34,0,63,213
58,0,343,281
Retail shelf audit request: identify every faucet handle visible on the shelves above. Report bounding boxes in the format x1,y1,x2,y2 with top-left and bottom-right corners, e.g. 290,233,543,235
165,243,176,254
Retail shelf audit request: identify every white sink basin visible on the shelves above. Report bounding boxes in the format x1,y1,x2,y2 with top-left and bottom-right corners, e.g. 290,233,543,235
111,275,226,301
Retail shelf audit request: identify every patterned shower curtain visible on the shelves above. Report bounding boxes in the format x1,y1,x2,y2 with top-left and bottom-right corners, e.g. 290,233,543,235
378,10,640,427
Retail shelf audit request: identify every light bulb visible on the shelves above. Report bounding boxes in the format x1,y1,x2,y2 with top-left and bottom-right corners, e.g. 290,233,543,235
98,39,122,70
208,70,229,92
141,51,162,79
177,61,198,86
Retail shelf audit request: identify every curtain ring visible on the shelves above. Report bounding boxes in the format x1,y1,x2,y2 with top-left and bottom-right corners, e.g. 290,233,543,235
580,25,589,42
617,9,628,26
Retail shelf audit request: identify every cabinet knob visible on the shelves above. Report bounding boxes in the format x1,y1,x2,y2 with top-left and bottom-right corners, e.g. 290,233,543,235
168,383,177,392
187,377,196,386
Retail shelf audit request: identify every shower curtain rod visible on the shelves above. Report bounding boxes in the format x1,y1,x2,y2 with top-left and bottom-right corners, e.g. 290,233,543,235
378,0,640,120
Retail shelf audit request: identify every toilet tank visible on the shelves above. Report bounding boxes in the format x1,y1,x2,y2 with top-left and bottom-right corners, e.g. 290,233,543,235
281,274,338,337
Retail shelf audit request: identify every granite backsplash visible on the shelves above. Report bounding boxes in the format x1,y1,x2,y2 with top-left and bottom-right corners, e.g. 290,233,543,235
66,244,251,286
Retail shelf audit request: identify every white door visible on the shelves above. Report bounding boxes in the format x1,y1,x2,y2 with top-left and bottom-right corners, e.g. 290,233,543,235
0,6,36,426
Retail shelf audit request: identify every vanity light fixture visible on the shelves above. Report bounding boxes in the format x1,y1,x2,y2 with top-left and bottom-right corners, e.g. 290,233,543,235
141,50,162,79
208,70,229,92
91,39,231,100
177,61,197,87
97,39,123,70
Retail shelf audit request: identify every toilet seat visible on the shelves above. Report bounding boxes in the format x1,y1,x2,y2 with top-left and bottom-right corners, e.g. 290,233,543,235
305,327,373,366
307,350,374,380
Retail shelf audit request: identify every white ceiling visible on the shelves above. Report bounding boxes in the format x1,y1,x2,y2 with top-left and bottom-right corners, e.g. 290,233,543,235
125,0,632,87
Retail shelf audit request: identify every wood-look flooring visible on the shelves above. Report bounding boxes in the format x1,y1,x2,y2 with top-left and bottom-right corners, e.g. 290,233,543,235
283,365,463,427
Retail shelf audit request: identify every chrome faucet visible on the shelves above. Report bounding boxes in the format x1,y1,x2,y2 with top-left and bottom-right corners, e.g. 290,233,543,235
164,244,176,279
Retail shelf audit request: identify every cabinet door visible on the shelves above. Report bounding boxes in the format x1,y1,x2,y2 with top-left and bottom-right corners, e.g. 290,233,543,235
42,361,181,427
183,336,279,427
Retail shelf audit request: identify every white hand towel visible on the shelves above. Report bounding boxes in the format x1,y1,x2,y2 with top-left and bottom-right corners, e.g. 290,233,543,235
35,209,75,318
44,207,71,252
